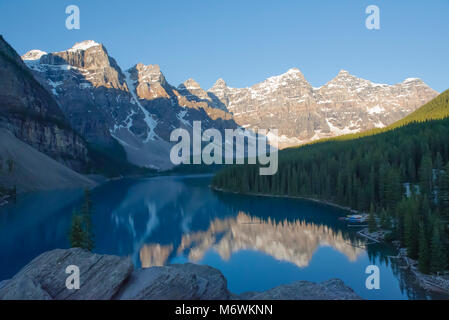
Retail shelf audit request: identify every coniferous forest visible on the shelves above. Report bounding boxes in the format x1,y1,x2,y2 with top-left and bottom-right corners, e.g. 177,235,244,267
212,90,449,274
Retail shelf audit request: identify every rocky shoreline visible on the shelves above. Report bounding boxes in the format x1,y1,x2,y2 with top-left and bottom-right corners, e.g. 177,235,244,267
358,228,449,295
0,248,361,300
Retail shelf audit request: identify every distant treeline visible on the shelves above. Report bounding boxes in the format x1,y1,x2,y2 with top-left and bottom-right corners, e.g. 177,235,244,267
212,90,449,274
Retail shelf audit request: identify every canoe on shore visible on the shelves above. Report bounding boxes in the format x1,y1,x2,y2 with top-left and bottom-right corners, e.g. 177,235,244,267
338,214,367,223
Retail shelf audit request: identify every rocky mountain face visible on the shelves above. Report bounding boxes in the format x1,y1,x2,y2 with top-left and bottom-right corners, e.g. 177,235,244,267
208,68,438,148
21,39,438,169
0,128,95,193
24,40,134,146
0,36,88,171
23,41,237,169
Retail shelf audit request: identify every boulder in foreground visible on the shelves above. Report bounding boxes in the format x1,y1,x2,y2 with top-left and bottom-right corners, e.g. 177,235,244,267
0,248,133,300
240,279,361,300
0,248,361,300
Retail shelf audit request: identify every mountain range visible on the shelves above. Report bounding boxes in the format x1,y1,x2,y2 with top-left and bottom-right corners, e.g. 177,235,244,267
209,68,438,147
19,39,438,170
0,35,439,183
21,40,237,170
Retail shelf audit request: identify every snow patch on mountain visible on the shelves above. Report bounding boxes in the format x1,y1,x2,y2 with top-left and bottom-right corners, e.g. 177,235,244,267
69,40,100,52
21,49,47,61
124,70,159,142
404,78,420,83
367,105,385,115
326,119,359,135
47,80,63,96
176,108,191,127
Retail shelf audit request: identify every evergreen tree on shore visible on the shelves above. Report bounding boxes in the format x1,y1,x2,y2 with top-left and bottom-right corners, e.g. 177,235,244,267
419,153,433,200
430,218,447,273
69,210,85,248
80,189,95,251
368,203,377,233
438,162,449,218
68,189,95,251
418,223,430,273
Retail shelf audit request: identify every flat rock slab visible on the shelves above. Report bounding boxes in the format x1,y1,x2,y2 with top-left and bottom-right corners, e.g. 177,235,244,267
116,263,230,300
0,248,361,300
239,279,361,300
0,248,133,300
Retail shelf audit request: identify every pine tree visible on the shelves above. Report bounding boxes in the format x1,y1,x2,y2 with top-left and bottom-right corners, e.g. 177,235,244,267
438,162,449,218
418,153,433,199
430,220,447,273
403,199,419,259
407,158,416,182
378,162,389,208
368,203,377,233
68,189,95,251
80,189,95,251
418,223,430,274
69,211,85,248
435,152,443,185
368,166,376,205
384,168,402,210
379,208,388,229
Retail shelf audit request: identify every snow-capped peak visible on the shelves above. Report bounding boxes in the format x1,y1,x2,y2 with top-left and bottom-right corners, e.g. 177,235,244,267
21,49,47,61
132,64,167,85
263,68,305,84
68,40,101,52
211,78,227,88
328,69,359,83
286,67,302,75
338,69,350,75
403,77,421,83
179,78,202,90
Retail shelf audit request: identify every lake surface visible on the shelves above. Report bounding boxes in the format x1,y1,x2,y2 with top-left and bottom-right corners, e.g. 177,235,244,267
0,174,444,299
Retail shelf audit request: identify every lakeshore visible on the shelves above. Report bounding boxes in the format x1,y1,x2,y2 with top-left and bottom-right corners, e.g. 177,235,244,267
211,186,449,297
359,227,449,295
210,186,363,214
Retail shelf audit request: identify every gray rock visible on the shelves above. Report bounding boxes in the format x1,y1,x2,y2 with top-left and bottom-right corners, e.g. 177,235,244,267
170,263,229,299
0,280,10,291
0,248,133,300
239,278,361,300
115,263,229,300
0,249,360,300
0,276,52,300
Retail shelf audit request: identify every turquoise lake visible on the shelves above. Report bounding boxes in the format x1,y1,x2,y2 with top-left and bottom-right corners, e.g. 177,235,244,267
0,174,444,299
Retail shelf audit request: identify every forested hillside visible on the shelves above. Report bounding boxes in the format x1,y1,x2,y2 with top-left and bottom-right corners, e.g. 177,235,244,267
212,90,449,273
306,89,449,143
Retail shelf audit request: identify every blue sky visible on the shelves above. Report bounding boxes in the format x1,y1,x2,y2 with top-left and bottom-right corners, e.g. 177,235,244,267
1,0,448,92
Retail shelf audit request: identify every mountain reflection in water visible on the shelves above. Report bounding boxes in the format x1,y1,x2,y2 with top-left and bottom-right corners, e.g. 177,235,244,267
139,212,364,268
